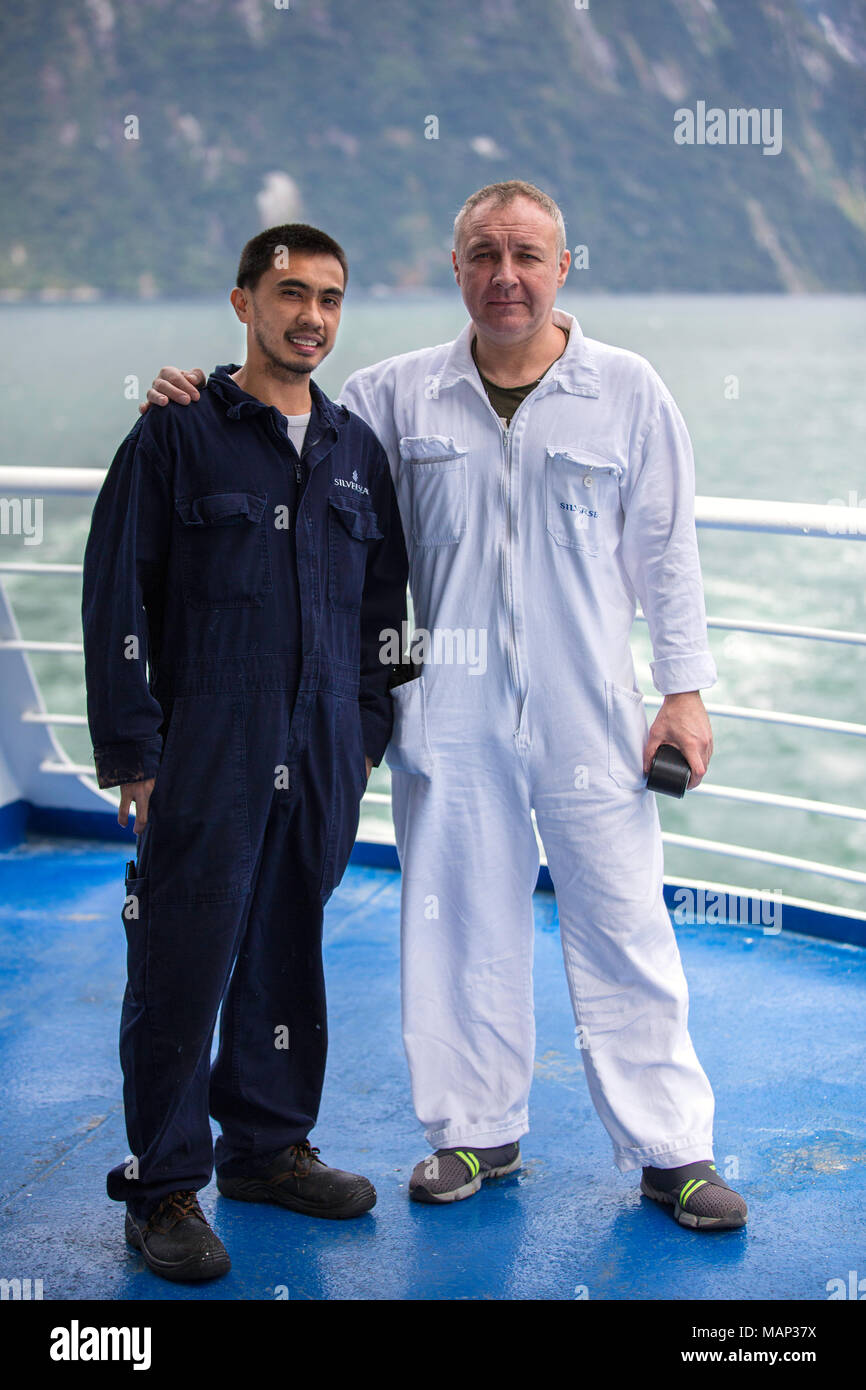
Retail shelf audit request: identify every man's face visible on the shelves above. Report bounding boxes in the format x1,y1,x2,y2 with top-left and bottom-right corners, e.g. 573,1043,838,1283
231,252,345,376
452,196,570,344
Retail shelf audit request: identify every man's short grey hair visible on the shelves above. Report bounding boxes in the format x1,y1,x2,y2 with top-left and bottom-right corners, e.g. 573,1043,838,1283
453,181,567,261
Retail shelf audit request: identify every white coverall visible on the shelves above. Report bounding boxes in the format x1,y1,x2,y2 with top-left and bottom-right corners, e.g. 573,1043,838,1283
339,309,718,1172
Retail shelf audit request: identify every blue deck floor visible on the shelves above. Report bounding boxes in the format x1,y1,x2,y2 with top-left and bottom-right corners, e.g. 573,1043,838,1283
0,836,864,1304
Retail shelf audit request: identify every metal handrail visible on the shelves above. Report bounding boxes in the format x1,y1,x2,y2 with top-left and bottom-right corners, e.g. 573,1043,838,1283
694,496,866,538
662,832,866,886
0,466,106,494
23,712,88,727
643,696,866,739
3,566,864,646
39,759,97,776
691,782,866,823
2,466,866,537
0,562,83,575
636,613,866,646
2,562,864,649
0,639,84,653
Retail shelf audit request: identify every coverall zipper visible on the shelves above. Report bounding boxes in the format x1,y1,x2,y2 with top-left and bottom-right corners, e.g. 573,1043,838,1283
467,377,541,737
499,389,541,737
501,420,523,730
269,412,304,495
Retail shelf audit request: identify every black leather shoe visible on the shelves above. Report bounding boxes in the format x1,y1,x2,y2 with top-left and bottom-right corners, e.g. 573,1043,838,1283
125,1191,231,1282
217,1141,376,1219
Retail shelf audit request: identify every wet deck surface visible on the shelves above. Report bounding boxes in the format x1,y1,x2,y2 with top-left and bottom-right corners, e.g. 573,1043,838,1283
1,836,864,1302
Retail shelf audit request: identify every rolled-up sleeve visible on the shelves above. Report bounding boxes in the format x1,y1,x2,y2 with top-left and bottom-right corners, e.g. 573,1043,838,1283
81,427,170,787
620,391,717,695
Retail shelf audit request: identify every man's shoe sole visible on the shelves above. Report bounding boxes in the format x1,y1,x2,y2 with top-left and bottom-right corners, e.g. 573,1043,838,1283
640,1174,747,1231
409,1152,522,1205
216,1174,376,1219
125,1211,231,1282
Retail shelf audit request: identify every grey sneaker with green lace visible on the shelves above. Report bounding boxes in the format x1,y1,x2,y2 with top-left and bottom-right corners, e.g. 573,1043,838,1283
409,1142,521,1203
641,1160,747,1230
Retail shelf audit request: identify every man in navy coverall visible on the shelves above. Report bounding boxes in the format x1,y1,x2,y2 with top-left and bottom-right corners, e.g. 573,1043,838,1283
82,224,409,1282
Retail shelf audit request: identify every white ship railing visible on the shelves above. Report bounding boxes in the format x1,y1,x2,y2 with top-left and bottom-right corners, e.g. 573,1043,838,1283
1,466,865,912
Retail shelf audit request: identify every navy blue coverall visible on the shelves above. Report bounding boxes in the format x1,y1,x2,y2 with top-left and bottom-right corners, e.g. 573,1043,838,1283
82,366,408,1217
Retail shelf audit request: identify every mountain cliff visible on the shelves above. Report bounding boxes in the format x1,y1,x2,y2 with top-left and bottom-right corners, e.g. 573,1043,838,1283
1,0,864,296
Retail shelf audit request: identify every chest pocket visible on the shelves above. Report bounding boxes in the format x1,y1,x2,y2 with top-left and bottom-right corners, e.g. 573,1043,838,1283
328,496,383,613
399,435,468,547
174,492,272,609
545,449,622,557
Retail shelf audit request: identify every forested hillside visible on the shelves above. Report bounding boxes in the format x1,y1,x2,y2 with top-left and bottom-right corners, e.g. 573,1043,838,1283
1,0,864,296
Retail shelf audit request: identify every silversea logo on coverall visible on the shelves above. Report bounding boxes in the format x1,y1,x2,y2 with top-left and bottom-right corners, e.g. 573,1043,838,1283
333,468,369,495
559,501,598,520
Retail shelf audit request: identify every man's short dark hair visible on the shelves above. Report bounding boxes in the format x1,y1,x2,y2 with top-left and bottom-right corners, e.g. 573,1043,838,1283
236,224,349,293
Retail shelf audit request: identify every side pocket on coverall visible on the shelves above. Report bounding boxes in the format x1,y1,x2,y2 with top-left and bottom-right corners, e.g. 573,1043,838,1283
319,699,369,903
148,695,252,906
605,680,650,791
384,676,434,778
122,870,149,1009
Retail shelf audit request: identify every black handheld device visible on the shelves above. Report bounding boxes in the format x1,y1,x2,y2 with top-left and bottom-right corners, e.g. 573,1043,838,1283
646,744,691,798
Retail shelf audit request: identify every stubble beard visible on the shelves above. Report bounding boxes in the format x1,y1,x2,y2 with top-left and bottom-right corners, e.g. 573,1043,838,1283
255,321,317,378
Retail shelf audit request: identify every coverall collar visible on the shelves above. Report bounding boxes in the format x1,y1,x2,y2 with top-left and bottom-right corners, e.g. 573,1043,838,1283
207,364,346,431
207,365,345,469
434,307,601,399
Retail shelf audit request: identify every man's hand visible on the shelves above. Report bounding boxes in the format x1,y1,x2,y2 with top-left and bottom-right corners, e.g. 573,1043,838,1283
119,778,156,832
138,366,206,416
643,691,713,790
365,756,373,781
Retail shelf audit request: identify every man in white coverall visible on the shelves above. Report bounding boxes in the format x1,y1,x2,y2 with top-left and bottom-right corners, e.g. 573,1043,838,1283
145,181,746,1231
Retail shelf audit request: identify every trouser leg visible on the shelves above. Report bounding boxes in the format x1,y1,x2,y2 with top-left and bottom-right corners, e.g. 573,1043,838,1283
110,836,251,1217
211,687,366,1172
391,743,540,1150
210,797,328,1172
108,690,272,1216
534,783,716,1173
